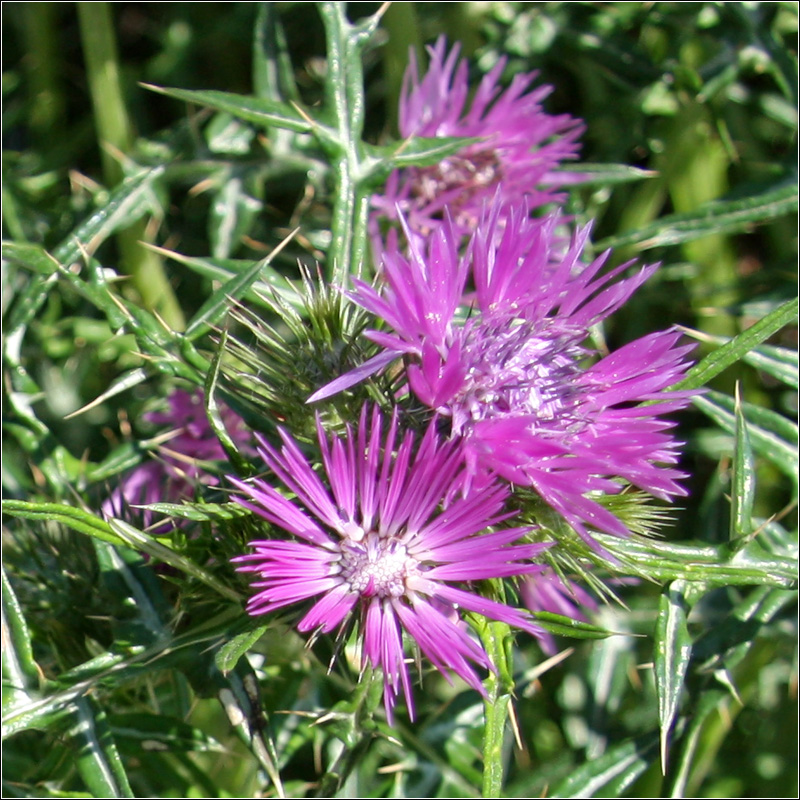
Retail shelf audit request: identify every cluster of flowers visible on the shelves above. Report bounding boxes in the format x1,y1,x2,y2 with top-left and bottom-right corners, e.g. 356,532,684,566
110,40,693,720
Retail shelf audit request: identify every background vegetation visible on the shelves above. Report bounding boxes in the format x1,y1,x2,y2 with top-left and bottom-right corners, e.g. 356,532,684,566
3,2,797,797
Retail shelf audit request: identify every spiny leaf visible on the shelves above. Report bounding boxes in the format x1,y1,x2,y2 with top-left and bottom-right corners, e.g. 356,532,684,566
1,567,41,693
69,698,134,798
108,712,226,753
141,84,319,135
559,161,658,187
730,391,757,545
2,500,127,548
693,391,798,482
530,611,615,640
215,624,270,675
549,731,660,797
184,229,298,341
596,534,797,588
673,297,798,391
595,179,798,251
654,580,692,774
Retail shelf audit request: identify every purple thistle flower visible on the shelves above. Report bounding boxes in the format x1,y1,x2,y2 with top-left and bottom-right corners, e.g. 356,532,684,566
230,405,551,720
103,389,251,526
372,37,584,240
310,204,695,555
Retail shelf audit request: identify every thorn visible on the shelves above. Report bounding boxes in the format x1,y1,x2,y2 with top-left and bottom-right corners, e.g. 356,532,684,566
106,289,135,321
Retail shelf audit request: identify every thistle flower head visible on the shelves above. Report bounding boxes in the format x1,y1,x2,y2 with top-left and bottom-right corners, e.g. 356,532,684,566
372,37,584,240
231,405,550,720
311,205,695,555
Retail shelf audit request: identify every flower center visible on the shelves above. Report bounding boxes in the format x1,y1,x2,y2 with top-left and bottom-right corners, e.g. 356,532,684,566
450,319,589,437
410,149,503,209
339,533,418,598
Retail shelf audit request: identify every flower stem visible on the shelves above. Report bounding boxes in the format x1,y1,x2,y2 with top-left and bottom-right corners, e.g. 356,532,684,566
77,2,185,330
317,2,383,282
479,618,514,798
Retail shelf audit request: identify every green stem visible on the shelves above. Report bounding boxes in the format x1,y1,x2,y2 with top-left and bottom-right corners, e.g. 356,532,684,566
479,619,514,798
77,2,185,330
317,2,381,282
21,2,65,143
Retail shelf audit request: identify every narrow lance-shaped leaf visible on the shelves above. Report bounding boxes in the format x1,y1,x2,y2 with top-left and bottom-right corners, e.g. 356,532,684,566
595,533,797,588
2,566,41,692
595,179,798,251
184,229,298,341
141,84,319,135
204,328,252,475
215,624,270,676
210,174,263,260
683,330,799,389
141,501,251,522
2,500,127,548
742,343,799,389
361,135,481,181
69,697,134,798
93,539,168,643
531,611,615,640
693,391,798,482
664,688,728,798
63,368,149,421
654,579,693,775
549,731,660,798
558,161,658,187
109,712,226,753
107,518,242,603
730,389,756,546
4,167,164,336
672,297,798,392
143,244,305,313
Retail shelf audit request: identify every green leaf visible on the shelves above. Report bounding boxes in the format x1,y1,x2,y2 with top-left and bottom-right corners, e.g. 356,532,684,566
692,586,796,673
742,343,799,389
684,331,799,389
184,231,297,341
108,713,225,753
530,611,615,640
209,174,263,259
730,393,756,544
63,368,149,422
139,501,251,523
203,328,252,475
2,500,127,548
85,443,145,483
1,567,40,692
141,84,317,135
663,689,727,798
549,731,660,797
107,518,242,603
93,540,168,644
559,161,658,187
1,241,60,276
362,135,480,178
597,534,797,588
673,297,798,391
215,624,270,675
143,245,304,312
69,698,134,798
53,168,165,267
693,391,798,481
654,580,692,773
595,179,798,250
